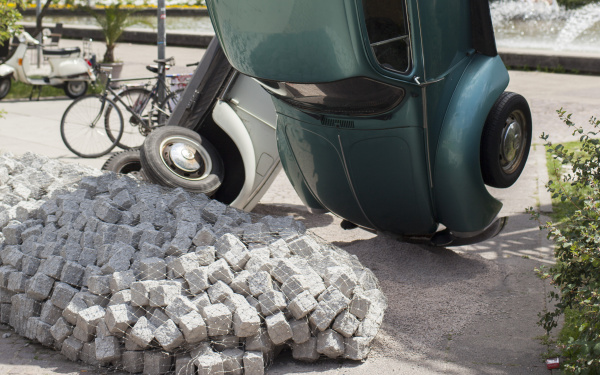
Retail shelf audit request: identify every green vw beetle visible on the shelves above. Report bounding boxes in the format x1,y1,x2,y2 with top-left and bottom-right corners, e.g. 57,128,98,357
205,0,532,246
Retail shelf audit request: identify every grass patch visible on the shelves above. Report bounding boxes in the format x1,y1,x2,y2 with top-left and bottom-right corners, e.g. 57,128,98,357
3,80,101,100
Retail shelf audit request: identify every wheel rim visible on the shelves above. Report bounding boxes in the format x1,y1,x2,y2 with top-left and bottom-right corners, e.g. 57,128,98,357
500,109,527,174
158,136,213,180
68,81,86,96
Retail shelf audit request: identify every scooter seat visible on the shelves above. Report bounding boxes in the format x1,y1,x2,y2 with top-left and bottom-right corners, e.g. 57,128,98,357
43,47,80,56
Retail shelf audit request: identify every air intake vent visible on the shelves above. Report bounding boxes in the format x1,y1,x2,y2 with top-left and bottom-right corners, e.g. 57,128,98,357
321,117,355,128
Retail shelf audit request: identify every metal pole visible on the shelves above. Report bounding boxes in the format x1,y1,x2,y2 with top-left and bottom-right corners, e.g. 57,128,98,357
157,0,166,103
36,0,42,68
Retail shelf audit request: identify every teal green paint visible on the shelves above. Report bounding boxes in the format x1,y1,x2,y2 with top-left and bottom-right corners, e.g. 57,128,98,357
433,55,509,232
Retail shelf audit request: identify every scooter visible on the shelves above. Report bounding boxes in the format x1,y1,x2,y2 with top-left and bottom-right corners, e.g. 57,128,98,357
0,31,96,100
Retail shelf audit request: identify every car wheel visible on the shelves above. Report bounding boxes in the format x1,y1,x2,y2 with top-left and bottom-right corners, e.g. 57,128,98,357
0,76,11,100
64,81,88,99
480,91,532,188
101,150,146,179
139,126,224,196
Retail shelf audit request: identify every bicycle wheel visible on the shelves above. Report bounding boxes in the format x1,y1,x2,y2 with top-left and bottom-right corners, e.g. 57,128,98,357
106,87,156,150
60,94,124,158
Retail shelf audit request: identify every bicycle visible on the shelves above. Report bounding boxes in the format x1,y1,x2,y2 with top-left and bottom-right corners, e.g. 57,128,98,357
60,57,189,158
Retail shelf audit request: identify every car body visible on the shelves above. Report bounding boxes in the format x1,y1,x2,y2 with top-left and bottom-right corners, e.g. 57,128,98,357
201,0,531,245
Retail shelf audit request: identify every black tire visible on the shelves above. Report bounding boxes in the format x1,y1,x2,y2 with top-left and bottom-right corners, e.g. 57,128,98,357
106,88,155,150
480,91,532,188
140,126,224,196
60,94,124,158
0,76,11,100
102,150,143,174
64,81,88,99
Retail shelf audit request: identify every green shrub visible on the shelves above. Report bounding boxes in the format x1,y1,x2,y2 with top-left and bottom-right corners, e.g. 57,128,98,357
557,0,599,9
535,109,600,374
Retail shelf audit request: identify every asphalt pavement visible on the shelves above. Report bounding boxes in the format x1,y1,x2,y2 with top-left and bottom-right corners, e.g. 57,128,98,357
1,40,600,374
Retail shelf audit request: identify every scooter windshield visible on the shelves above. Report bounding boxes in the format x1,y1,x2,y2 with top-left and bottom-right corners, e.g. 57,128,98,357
257,77,405,116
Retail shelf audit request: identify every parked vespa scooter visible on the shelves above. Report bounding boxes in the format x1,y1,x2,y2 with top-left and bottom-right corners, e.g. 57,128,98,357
0,31,95,100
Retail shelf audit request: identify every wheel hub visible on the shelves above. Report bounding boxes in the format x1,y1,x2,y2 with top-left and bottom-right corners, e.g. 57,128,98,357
169,142,201,172
502,120,522,164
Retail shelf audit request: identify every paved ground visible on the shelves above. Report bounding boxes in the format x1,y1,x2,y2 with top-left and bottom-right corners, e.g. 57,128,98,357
1,40,599,374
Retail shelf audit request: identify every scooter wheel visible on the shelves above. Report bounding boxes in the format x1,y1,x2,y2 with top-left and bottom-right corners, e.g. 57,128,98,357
101,150,146,180
140,126,224,196
64,81,88,99
480,91,532,188
0,76,11,100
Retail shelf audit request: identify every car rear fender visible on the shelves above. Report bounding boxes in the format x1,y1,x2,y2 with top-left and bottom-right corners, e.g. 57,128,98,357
433,54,509,232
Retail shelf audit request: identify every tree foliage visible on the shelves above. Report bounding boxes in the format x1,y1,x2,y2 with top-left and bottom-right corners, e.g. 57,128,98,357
535,110,600,374
0,1,23,46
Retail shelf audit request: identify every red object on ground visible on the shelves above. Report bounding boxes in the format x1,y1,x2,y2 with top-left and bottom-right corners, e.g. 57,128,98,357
546,357,560,370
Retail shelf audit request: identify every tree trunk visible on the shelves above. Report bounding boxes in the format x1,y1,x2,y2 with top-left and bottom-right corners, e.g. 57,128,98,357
32,0,54,38
104,44,115,63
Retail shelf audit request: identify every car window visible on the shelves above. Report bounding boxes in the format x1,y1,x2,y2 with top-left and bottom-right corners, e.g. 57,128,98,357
362,0,410,73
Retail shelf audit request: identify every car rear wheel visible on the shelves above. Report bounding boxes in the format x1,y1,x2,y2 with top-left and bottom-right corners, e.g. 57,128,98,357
101,150,146,180
139,126,224,196
480,91,532,188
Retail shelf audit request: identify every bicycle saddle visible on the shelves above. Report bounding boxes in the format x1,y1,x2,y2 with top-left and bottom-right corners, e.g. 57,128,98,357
146,64,171,73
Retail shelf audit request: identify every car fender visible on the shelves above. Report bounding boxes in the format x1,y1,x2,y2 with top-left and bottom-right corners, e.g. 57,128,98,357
212,100,257,210
433,54,509,233
0,64,15,78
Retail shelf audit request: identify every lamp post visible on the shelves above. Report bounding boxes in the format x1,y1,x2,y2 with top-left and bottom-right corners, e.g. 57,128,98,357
157,0,166,103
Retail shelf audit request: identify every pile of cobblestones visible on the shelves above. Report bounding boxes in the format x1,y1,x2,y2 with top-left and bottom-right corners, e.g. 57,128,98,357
0,152,386,374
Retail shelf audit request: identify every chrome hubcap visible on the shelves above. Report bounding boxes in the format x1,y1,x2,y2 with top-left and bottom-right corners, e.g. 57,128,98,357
170,142,200,172
500,110,527,174
159,136,212,180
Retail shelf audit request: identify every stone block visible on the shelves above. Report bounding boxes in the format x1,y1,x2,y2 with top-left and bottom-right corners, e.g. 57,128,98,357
61,336,83,362
292,337,319,362
139,257,167,281
258,290,287,316
138,241,165,260
223,247,250,272
40,300,63,325
105,304,137,336
229,270,251,296
221,348,244,375
215,233,246,256
243,351,264,375
326,268,358,298
233,306,260,338
344,336,372,361
168,253,199,278
25,316,41,340
7,271,27,293
247,271,273,297
244,252,272,274
290,319,311,344
165,295,198,324
0,303,11,324
80,341,100,366
184,267,209,295
50,317,73,343
154,319,184,351
144,351,172,375
108,270,135,293
2,222,23,245
270,259,301,284
242,222,269,244
165,235,192,257
316,329,344,358
149,283,181,307
0,266,16,288
192,228,217,247
288,235,320,258
349,292,372,320
265,312,293,345
93,198,122,224
175,354,194,375
207,258,234,285
130,280,158,307
288,290,318,320
207,280,235,304
76,305,105,338
88,275,111,295
195,245,216,266
130,316,155,349
60,240,81,262
21,255,40,276
0,287,14,304
62,294,88,325
60,261,85,287
109,289,132,306
121,351,145,373
309,303,337,332
280,274,311,301
192,293,211,311
101,242,134,274
147,307,170,327
38,255,65,279
201,199,226,224
95,335,121,363
26,272,54,301
195,351,225,375
139,229,166,248
211,334,239,351
318,287,350,315
332,310,360,338
202,303,232,337
178,310,207,344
